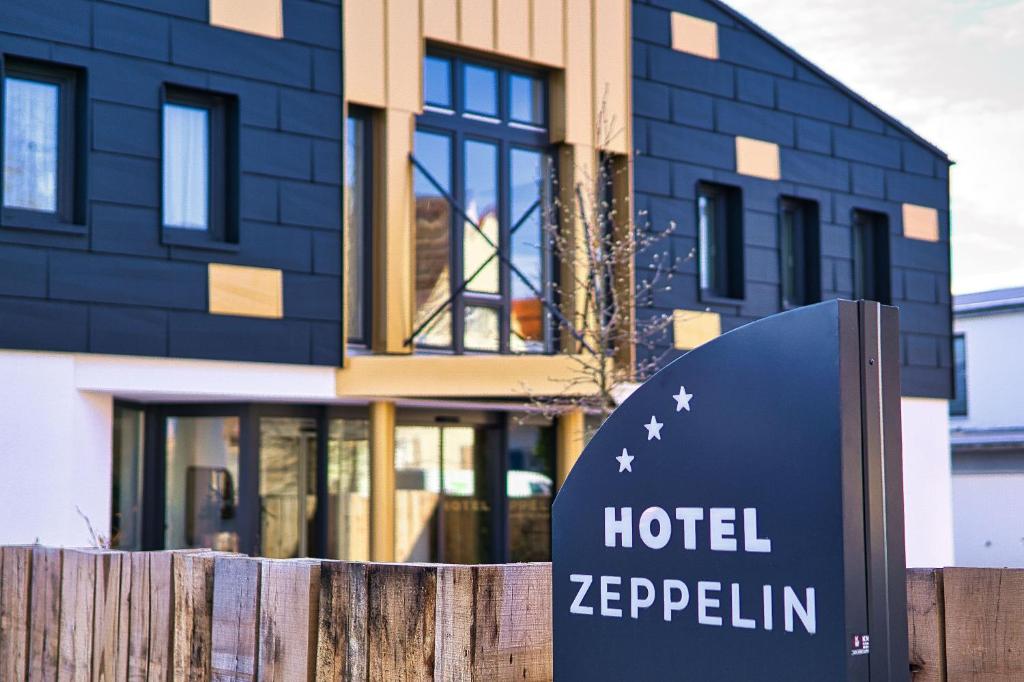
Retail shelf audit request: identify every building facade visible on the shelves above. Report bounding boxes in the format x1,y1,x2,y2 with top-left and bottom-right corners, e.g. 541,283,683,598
0,0,953,566
950,288,1024,567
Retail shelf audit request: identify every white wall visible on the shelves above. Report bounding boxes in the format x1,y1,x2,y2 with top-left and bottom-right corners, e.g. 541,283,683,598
954,471,1024,567
0,352,112,546
901,397,955,568
954,311,1024,429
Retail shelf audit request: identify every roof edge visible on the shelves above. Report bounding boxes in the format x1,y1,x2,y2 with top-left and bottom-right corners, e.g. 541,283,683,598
706,0,952,162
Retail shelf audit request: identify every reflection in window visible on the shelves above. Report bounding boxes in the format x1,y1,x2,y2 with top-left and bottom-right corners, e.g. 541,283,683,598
414,130,454,347
111,405,144,550
509,74,544,126
464,305,500,351
345,113,370,343
165,416,240,552
3,77,59,212
507,420,554,562
463,64,498,117
510,149,547,351
950,335,967,416
326,418,370,560
463,140,499,293
259,418,318,559
697,183,744,300
394,425,442,562
424,55,453,109
162,103,210,230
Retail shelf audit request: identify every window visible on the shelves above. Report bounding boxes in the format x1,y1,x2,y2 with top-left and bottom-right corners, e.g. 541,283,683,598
161,87,236,245
111,404,144,550
697,182,743,300
851,209,890,304
413,53,553,354
950,334,967,416
345,109,373,345
1,58,85,230
779,197,821,308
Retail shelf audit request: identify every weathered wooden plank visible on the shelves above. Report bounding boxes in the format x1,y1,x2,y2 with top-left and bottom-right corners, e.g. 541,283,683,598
93,551,125,682
115,552,132,682
315,561,369,682
126,553,153,682
258,560,321,682
173,552,217,682
944,567,1024,680
907,568,946,682
1,546,33,682
29,545,63,682
434,564,552,681
367,563,436,682
147,552,178,682
59,549,98,682
211,556,261,682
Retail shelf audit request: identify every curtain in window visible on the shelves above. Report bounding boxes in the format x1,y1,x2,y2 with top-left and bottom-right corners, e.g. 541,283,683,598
163,103,209,230
3,77,59,212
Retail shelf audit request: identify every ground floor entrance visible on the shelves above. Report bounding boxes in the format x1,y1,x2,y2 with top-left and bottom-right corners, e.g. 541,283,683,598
112,401,556,563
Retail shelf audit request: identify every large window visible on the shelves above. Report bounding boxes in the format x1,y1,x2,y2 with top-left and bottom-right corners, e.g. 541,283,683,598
1,59,84,230
413,53,553,354
161,87,236,245
950,334,967,416
697,182,744,300
851,209,891,304
779,197,821,308
345,110,373,345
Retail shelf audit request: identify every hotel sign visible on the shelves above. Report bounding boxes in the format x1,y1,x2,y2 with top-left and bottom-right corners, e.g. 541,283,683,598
553,300,909,681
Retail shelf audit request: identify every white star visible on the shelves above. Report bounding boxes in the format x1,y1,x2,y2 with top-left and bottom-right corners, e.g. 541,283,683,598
616,448,634,472
644,415,664,441
673,386,693,412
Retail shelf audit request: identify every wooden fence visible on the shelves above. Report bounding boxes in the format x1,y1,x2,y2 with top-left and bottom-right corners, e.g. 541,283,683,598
0,547,1021,681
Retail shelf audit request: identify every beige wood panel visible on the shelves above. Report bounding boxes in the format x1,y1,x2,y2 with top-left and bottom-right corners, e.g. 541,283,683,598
671,11,719,59
458,0,496,51
374,110,415,354
386,0,422,113
345,0,387,106
903,203,940,242
556,409,585,488
210,0,283,39
422,0,458,42
592,0,629,154
208,263,283,319
530,0,565,67
561,0,594,147
496,0,531,59
369,401,396,562
673,309,721,350
337,353,599,397
735,136,781,180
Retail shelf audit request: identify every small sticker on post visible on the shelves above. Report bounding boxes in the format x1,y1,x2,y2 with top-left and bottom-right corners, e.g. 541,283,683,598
851,634,870,656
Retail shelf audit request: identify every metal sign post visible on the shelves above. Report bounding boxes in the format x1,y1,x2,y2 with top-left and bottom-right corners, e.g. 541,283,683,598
552,300,909,681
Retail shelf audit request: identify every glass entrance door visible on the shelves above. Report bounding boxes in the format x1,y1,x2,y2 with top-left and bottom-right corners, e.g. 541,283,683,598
394,421,501,564
259,417,318,558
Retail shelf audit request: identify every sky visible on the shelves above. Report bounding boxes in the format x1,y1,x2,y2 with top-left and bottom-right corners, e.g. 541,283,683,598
726,0,1024,295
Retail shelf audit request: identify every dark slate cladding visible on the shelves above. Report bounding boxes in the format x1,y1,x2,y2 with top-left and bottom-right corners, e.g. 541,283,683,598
0,0,343,366
632,0,952,399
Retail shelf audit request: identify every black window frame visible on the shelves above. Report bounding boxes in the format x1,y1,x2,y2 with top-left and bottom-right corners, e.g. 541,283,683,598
950,333,967,416
851,208,891,304
414,48,555,355
778,196,821,309
159,84,239,250
0,56,87,234
345,106,374,346
696,181,744,302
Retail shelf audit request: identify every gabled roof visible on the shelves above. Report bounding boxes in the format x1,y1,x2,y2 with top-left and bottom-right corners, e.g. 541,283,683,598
954,287,1024,315
709,0,951,162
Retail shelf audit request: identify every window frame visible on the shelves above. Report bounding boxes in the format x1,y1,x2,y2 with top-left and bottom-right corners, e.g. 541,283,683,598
0,56,87,234
414,49,555,355
159,84,239,250
696,181,744,302
778,196,821,309
345,106,375,346
950,333,967,416
851,208,891,304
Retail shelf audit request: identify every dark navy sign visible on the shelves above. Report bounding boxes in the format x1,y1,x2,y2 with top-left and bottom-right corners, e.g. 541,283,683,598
553,300,909,681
